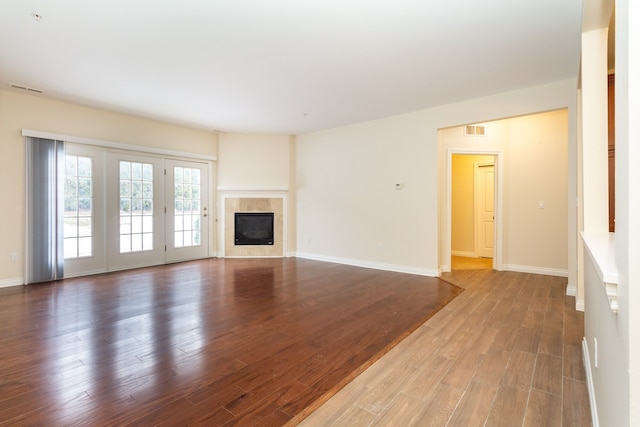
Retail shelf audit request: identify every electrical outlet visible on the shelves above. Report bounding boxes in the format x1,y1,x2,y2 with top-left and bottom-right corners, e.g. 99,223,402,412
10,252,18,262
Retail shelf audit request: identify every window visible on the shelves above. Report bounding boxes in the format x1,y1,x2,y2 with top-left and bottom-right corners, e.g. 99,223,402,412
119,161,154,253
64,155,92,259
173,166,202,248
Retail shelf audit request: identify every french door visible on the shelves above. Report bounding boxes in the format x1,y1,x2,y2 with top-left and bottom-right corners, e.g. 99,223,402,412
63,145,210,277
63,144,106,277
107,152,166,270
165,159,209,263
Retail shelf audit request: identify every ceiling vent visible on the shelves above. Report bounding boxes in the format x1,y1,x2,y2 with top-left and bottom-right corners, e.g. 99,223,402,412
9,83,43,94
464,125,485,136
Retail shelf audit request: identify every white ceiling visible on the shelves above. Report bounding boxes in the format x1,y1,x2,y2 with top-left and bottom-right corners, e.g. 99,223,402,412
0,0,583,135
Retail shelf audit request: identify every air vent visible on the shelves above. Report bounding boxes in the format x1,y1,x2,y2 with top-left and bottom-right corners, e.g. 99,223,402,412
9,83,43,94
464,125,485,136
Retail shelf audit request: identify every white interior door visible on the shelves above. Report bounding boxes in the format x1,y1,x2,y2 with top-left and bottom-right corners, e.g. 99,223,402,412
165,159,209,263
475,162,495,258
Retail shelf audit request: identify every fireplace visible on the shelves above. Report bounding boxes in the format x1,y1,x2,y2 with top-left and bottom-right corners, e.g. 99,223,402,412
223,196,284,257
234,212,274,245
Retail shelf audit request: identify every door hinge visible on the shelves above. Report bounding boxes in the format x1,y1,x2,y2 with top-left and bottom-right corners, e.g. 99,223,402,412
164,169,166,175
164,207,166,213
164,245,167,251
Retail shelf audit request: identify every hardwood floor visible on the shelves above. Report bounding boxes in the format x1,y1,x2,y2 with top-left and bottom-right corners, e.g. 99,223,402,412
0,258,460,426
300,268,591,426
451,255,493,270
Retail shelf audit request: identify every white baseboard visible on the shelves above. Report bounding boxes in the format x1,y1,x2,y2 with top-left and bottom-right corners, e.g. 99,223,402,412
502,263,568,277
295,252,439,277
564,285,585,311
582,337,599,427
0,277,24,288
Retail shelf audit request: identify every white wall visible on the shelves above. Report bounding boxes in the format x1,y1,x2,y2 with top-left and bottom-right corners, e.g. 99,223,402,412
0,89,217,287
296,79,577,277
581,0,640,425
622,1,640,421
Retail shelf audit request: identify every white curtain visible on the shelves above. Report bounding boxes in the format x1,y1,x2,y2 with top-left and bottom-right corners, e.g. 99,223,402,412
25,137,64,283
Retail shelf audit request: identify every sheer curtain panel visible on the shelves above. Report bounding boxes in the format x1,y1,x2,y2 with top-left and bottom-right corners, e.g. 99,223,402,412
26,137,64,283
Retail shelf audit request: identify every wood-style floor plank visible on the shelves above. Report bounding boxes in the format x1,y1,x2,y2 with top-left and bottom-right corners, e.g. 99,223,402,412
300,257,592,427
0,258,459,426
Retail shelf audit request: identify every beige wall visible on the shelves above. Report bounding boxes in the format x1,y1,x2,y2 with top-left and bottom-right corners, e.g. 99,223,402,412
0,89,217,285
441,110,569,274
451,154,495,255
217,133,296,255
218,133,292,189
505,111,568,272
297,79,577,277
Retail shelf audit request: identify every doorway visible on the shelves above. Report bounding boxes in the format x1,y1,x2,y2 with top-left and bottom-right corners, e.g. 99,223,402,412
449,152,501,271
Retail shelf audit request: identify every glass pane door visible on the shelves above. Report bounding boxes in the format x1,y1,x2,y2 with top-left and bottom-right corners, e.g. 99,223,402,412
63,143,106,277
107,153,165,270
165,159,209,262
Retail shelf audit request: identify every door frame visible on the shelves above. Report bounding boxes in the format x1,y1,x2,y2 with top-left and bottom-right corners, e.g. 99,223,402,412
445,149,503,272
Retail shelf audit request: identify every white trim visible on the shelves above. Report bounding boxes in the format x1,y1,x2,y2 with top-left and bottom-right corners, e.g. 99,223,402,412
568,287,585,313
581,231,618,313
224,255,283,259
502,263,569,277
580,231,617,284
583,337,599,427
446,149,503,272
22,128,217,161
295,252,440,277
0,277,24,288
217,187,288,193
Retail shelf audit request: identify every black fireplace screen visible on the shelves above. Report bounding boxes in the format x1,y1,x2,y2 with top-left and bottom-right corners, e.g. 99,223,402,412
234,212,274,245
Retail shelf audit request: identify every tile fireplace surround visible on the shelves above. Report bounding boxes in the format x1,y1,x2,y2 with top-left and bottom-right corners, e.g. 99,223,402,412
224,197,284,257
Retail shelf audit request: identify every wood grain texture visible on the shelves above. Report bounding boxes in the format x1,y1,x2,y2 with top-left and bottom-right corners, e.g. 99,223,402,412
0,258,460,426
300,262,592,427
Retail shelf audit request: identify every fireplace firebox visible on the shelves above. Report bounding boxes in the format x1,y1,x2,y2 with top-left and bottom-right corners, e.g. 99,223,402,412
234,212,274,245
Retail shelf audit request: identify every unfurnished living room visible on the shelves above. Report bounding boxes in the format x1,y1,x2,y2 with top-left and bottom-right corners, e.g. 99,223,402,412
0,1,638,426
